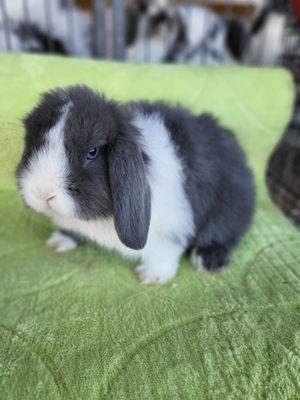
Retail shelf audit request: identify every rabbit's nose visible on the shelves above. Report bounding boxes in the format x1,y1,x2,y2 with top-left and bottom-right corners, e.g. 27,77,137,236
43,193,56,203
47,195,56,202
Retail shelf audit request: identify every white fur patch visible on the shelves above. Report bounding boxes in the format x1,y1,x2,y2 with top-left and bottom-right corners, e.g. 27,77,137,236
51,215,139,259
46,231,78,252
134,112,194,246
135,238,183,285
135,263,176,285
19,104,75,218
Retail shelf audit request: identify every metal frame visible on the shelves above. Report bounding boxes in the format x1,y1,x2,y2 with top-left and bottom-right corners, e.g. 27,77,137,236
92,0,107,57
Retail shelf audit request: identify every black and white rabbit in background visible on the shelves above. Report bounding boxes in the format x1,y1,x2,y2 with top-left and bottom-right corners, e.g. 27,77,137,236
126,0,283,65
17,86,255,284
127,0,250,64
1,0,283,66
0,0,90,56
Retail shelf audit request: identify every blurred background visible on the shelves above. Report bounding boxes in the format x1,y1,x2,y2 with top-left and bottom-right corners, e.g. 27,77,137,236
1,0,300,226
0,0,297,67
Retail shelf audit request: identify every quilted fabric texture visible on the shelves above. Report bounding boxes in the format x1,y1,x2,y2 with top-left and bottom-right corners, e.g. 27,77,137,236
0,54,299,400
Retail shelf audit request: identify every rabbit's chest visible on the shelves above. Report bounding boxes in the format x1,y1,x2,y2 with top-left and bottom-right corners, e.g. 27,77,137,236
52,214,140,259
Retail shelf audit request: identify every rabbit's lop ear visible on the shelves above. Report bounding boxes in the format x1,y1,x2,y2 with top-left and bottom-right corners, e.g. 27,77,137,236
108,132,151,250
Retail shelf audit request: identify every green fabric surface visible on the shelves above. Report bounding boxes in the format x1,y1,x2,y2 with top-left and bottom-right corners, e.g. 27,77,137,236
0,53,299,399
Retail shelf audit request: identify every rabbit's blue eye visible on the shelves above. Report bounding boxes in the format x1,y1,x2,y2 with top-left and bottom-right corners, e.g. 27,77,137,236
86,147,99,161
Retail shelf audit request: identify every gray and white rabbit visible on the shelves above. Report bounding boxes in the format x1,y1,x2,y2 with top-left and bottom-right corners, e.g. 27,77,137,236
17,86,255,284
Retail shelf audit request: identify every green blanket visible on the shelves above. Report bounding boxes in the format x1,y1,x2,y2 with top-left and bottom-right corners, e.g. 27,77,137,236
0,54,299,400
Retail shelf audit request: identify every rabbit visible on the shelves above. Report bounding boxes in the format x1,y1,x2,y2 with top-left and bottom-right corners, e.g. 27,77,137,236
17,85,255,285
0,0,90,57
126,1,272,66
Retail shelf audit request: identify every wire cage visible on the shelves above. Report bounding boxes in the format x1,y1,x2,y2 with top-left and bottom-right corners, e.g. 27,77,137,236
0,0,297,67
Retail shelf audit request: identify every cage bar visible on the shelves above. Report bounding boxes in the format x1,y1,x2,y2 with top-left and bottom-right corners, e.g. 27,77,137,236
112,0,126,60
0,0,11,51
44,0,54,52
22,0,30,26
92,0,107,58
65,0,75,53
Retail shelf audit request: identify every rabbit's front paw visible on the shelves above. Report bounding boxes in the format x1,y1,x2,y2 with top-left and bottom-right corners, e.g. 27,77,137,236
46,231,78,253
135,263,177,285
